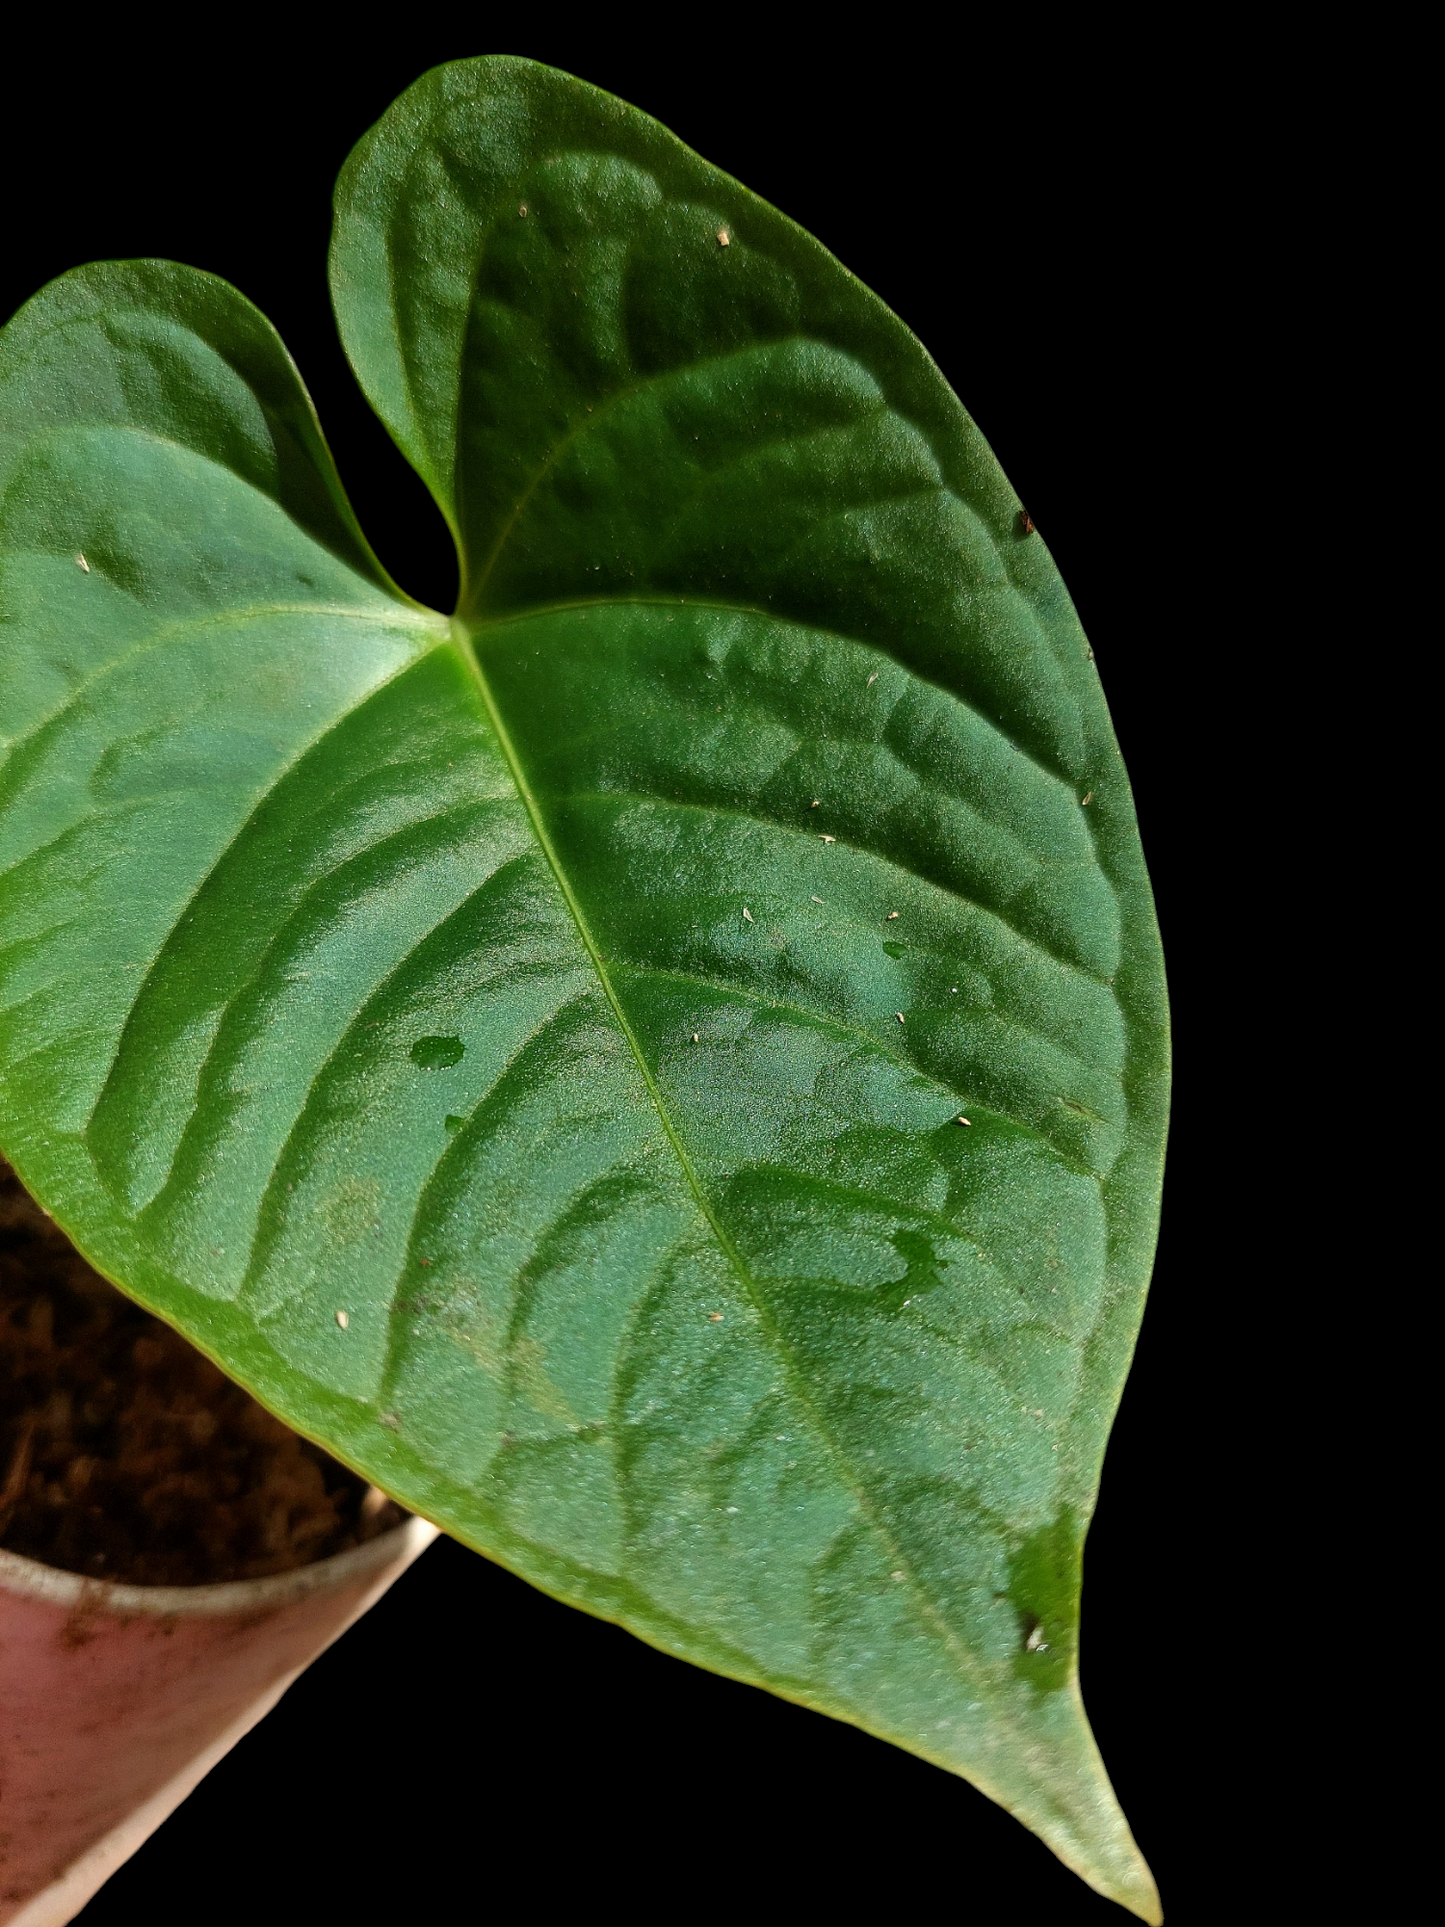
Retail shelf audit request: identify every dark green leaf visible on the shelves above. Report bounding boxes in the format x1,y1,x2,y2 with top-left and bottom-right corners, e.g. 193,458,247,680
0,58,1167,1918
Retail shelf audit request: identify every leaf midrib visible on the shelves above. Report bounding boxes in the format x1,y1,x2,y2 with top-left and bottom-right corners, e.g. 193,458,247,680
448,614,1021,1690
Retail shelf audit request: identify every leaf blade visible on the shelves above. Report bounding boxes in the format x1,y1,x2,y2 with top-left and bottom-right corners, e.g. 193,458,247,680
2,60,1166,1921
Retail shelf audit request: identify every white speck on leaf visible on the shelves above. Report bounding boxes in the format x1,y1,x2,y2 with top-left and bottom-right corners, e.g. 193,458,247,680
957,1115,971,1125
1026,1626,1049,1652
820,834,835,843
717,228,730,246
742,907,754,922
895,1012,905,1024
810,798,820,807
692,1032,700,1043
334,1310,349,1329
867,672,878,687
1081,790,1094,806
708,1312,724,1322
811,895,823,903
886,911,899,921
891,1570,905,1581
76,553,89,572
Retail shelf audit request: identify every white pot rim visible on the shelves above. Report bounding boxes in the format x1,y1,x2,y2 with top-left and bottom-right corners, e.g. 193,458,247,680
2,1512,441,1927
0,1509,436,1616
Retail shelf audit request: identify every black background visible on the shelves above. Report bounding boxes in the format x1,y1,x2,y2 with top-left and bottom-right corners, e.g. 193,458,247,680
2,31,1271,1926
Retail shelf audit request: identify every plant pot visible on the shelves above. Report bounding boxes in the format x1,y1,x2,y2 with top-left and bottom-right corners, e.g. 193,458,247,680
0,1509,438,1926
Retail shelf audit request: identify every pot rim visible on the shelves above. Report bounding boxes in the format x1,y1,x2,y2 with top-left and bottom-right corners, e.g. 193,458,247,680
0,1508,435,1616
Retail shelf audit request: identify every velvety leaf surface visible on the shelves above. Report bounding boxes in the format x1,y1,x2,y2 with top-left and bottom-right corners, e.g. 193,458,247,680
0,59,1166,1919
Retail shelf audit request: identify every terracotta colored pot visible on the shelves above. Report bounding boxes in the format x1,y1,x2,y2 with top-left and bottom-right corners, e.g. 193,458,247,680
0,1511,438,1926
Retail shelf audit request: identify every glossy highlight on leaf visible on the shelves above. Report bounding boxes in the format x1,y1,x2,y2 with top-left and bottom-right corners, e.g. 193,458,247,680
0,56,1168,1919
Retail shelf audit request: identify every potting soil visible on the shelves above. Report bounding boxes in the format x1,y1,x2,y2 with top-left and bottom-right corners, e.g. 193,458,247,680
0,1160,405,1584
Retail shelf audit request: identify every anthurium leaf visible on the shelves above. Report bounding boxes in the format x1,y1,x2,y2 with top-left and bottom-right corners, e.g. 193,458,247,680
0,57,1167,1919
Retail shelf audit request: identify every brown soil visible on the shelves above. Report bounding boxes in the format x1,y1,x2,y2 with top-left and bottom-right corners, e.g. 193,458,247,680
1,1160,404,1586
